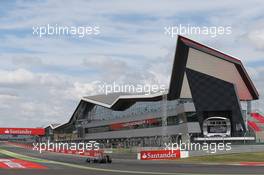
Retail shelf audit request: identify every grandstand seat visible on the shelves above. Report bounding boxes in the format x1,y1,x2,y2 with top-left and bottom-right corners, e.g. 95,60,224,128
248,120,262,132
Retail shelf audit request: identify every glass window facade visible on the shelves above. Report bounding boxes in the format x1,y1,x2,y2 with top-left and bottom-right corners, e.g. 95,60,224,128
76,99,192,122
84,112,197,134
73,98,195,135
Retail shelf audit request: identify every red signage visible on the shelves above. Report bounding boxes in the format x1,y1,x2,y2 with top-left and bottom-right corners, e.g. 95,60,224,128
0,159,46,169
0,128,45,136
110,118,158,130
140,150,180,160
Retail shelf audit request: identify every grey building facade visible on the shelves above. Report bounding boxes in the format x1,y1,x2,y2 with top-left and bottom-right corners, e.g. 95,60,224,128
54,36,259,147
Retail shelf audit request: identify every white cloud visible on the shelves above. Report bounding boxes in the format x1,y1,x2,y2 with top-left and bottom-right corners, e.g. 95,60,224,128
70,81,99,98
0,69,35,85
0,94,19,109
0,68,91,126
248,29,264,50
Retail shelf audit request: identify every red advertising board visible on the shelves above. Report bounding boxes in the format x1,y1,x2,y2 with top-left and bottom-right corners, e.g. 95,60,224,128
110,118,158,130
0,128,45,136
140,150,180,160
0,159,46,169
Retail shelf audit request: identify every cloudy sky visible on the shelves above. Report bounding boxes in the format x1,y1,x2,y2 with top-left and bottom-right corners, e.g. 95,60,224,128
0,0,263,127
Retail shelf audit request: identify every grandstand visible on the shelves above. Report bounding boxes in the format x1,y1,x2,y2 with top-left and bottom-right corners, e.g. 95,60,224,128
248,112,264,142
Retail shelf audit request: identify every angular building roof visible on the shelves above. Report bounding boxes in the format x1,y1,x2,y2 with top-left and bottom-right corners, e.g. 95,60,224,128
168,35,259,101
83,35,259,108
82,91,165,109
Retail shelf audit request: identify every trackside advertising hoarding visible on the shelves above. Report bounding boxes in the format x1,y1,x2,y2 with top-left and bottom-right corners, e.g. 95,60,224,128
139,150,181,160
0,128,45,136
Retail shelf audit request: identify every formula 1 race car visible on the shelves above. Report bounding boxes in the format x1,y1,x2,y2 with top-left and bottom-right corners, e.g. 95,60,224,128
86,154,112,164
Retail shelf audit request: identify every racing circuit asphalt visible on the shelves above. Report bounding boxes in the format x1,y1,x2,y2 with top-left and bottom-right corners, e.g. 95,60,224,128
0,142,264,175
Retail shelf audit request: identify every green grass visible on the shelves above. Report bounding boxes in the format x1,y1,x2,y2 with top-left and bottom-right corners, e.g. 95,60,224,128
0,149,50,163
177,152,264,163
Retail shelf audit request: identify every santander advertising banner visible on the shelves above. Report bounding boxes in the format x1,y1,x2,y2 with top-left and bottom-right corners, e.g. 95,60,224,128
140,150,181,160
0,128,45,136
